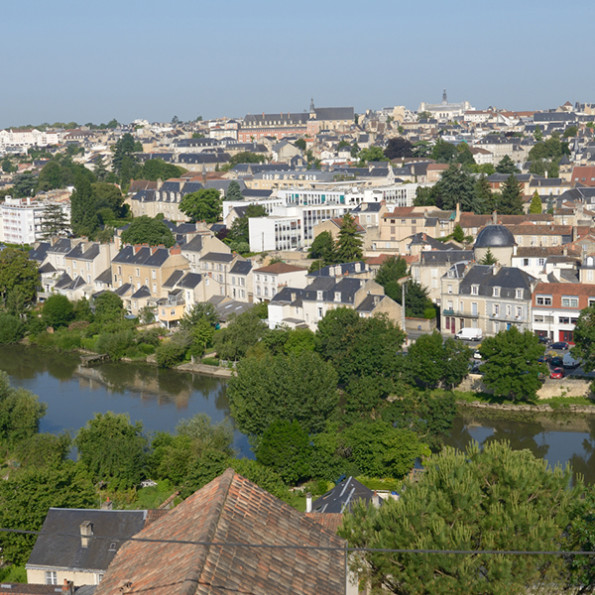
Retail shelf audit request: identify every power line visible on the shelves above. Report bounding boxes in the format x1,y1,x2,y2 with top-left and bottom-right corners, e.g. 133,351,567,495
0,526,593,556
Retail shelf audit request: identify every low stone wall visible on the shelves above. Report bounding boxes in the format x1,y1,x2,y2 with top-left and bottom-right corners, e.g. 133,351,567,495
405,317,436,333
176,362,233,378
458,400,595,415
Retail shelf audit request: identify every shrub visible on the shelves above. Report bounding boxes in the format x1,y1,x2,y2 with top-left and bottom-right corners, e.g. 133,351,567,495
202,357,220,366
95,330,136,361
0,313,25,344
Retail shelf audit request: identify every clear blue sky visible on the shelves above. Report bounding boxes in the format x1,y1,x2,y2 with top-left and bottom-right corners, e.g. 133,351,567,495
2,0,595,128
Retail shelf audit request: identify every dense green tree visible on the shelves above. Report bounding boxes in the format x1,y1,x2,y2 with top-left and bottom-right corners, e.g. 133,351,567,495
375,255,408,288
13,433,71,470
498,174,524,215
227,351,339,436
75,412,148,490
0,248,38,309
529,190,543,214
1,156,15,173
11,172,38,197
495,154,520,174
406,332,470,388
179,188,222,223
0,371,46,447
36,160,64,191
452,223,465,243
474,174,494,214
308,230,336,263
112,133,142,185
255,420,311,484
294,138,306,151
71,181,127,237
335,213,363,262
93,291,125,326
316,309,405,385
384,137,414,159
181,302,219,330
0,313,25,344
357,146,388,164
155,330,192,367
433,165,478,211
0,462,96,566
340,441,582,595
430,139,457,163
529,134,569,161
213,309,268,361
120,216,175,247
565,488,595,592
138,159,185,181
572,305,595,373
563,124,578,138
224,180,243,201
480,326,546,402
395,280,431,318
42,294,75,328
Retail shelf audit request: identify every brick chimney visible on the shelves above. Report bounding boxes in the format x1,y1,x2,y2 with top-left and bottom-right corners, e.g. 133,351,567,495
170,246,181,255
134,245,142,254
80,521,93,548
61,579,74,595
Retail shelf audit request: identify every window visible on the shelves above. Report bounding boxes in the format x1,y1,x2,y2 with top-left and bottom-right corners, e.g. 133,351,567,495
447,284,452,294
135,268,140,276
317,290,323,301
493,304,500,316
536,295,552,306
471,284,479,295
471,302,478,316
334,292,341,302
515,288,523,299
523,258,529,266
493,286,500,297
516,306,522,318
561,296,579,308
589,298,595,308
45,571,57,585
538,258,546,266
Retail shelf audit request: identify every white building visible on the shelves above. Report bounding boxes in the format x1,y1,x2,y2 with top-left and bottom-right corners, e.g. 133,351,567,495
0,128,61,152
0,197,46,244
249,216,302,252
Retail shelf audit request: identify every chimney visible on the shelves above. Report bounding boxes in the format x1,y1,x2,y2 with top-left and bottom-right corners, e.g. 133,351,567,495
80,521,93,548
134,244,142,254
101,496,113,511
492,262,501,275
169,246,181,255
492,210,498,225
372,491,381,508
455,201,461,221
306,492,312,513
61,579,74,595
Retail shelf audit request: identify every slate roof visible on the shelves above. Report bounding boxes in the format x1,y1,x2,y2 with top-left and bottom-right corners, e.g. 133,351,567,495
65,243,100,261
308,261,368,278
95,268,112,284
419,250,473,266
94,470,345,595
229,260,252,275
312,476,378,514
457,264,535,299
55,272,72,289
47,238,73,254
27,508,147,573
163,270,185,288
474,224,516,248
112,246,170,267
314,107,354,121
29,242,50,262
38,261,56,273
114,283,132,297
200,252,234,264
131,286,151,299
177,272,202,289
180,235,204,253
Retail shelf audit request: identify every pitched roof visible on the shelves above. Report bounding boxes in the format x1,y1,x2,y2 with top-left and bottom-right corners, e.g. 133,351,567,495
312,476,378,514
253,262,307,274
27,508,147,573
95,470,345,595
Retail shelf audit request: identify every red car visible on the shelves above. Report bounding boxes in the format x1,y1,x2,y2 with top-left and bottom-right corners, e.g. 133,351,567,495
550,367,564,379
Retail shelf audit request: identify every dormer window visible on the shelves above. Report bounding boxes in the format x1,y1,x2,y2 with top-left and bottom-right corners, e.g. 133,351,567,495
515,288,523,299
317,290,323,301
334,292,341,302
493,286,500,298
471,284,479,295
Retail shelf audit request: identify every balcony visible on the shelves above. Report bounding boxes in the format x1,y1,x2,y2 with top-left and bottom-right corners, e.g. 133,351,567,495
443,309,478,318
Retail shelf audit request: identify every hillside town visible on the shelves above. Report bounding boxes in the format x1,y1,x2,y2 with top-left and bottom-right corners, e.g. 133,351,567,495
0,95,594,595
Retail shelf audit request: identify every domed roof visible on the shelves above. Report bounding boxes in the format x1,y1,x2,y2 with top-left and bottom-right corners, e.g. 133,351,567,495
474,224,515,248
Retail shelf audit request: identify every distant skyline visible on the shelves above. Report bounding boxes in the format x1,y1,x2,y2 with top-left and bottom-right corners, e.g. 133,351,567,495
2,0,595,129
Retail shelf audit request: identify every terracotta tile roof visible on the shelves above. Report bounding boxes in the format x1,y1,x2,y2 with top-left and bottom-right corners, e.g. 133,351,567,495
305,513,344,534
95,470,346,595
506,224,572,236
0,586,64,595
253,262,307,274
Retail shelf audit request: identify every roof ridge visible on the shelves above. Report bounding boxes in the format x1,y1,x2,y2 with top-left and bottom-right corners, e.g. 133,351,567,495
193,468,236,589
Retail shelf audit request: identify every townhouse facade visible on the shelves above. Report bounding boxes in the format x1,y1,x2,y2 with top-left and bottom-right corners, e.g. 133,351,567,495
253,262,309,302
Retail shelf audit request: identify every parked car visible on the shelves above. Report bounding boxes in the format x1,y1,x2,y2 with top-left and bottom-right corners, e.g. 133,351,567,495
537,335,550,345
549,356,564,368
562,353,581,369
550,342,569,351
473,350,482,360
537,355,549,363
456,328,483,341
550,367,564,379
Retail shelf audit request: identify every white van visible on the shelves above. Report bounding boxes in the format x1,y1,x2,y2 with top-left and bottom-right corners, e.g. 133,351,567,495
455,328,483,341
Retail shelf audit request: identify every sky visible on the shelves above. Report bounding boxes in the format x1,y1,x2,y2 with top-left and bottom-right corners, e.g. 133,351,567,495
2,0,595,128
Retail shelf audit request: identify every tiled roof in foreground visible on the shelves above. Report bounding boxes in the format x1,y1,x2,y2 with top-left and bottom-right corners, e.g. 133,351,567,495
95,469,346,595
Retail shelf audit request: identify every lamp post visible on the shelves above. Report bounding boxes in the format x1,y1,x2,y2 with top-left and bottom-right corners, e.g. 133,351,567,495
400,275,411,335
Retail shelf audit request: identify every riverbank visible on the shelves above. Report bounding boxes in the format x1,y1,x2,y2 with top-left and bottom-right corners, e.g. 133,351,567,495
176,362,233,378
457,399,595,416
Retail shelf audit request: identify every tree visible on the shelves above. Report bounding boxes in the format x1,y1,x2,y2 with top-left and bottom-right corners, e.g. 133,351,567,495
430,139,457,163
71,180,127,237
42,294,74,328
480,326,546,402
0,371,46,447
433,165,478,212
384,137,414,159
563,124,578,138
139,159,185,181
340,441,582,595
255,420,311,484
228,152,266,167
213,309,268,361
474,174,495,214
495,154,520,174
0,248,38,309
294,138,306,151
74,412,148,489
1,156,15,173
335,213,363,262
40,203,69,239
396,280,431,318
0,313,25,344
452,223,465,243
308,231,336,263
11,173,38,198
565,488,595,592
93,291,125,326
357,146,387,164
498,174,524,215
572,305,595,373
375,255,407,289
406,332,470,388
179,188,222,223
228,351,339,436
0,463,96,566
529,190,543,214
224,180,243,201
112,133,141,185
120,216,175,247
479,247,498,265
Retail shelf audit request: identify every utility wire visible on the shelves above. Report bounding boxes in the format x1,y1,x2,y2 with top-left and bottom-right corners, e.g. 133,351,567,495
1,527,593,556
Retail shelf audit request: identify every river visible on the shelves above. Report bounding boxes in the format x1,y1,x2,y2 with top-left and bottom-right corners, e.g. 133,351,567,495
0,345,593,483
